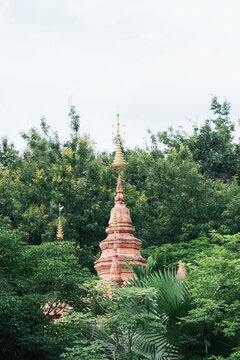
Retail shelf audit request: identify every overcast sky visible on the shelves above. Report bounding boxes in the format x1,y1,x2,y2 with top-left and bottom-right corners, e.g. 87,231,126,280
1,0,240,153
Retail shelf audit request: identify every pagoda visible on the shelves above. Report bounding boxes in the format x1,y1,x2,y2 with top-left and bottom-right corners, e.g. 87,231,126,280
94,113,146,284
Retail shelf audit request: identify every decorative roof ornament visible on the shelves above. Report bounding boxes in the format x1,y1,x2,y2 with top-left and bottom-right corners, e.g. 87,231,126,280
112,113,126,169
57,204,64,241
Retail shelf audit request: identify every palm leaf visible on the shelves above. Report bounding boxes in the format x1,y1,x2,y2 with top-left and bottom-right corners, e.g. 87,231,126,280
123,266,192,358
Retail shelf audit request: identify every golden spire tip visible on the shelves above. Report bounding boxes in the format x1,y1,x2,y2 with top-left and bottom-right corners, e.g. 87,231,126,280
112,112,126,169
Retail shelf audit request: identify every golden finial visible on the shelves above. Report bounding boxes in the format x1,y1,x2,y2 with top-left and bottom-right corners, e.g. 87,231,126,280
57,222,64,241
57,204,64,241
112,112,126,168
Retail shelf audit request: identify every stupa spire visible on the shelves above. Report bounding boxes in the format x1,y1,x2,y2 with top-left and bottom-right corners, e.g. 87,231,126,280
95,113,146,283
57,204,64,241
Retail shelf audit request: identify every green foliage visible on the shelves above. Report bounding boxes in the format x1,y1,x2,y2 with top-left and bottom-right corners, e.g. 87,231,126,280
141,236,212,271
65,282,154,360
139,234,240,359
0,225,95,360
61,340,110,360
154,96,239,182
69,105,80,135
180,233,240,358
0,115,116,249
125,144,240,245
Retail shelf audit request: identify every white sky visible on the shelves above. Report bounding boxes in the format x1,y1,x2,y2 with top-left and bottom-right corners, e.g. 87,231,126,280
1,0,240,153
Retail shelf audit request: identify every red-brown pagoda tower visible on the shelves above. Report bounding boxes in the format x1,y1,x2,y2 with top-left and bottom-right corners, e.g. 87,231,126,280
94,113,146,284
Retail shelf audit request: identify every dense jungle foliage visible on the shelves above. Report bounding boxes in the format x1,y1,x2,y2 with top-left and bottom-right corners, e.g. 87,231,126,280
0,97,240,359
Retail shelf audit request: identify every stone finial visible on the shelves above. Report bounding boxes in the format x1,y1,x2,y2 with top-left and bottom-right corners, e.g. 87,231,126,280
176,260,187,280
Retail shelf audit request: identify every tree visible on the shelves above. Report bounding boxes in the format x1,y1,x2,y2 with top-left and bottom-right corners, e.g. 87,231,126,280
153,97,239,182
0,225,95,360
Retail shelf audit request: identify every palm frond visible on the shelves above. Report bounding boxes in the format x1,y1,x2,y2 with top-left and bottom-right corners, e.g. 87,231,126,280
133,330,179,359
123,266,192,358
123,259,146,285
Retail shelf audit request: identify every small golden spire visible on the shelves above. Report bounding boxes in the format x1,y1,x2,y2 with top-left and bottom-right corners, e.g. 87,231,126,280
112,112,126,168
112,212,118,239
57,204,64,241
112,212,118,228
57,222,64,241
